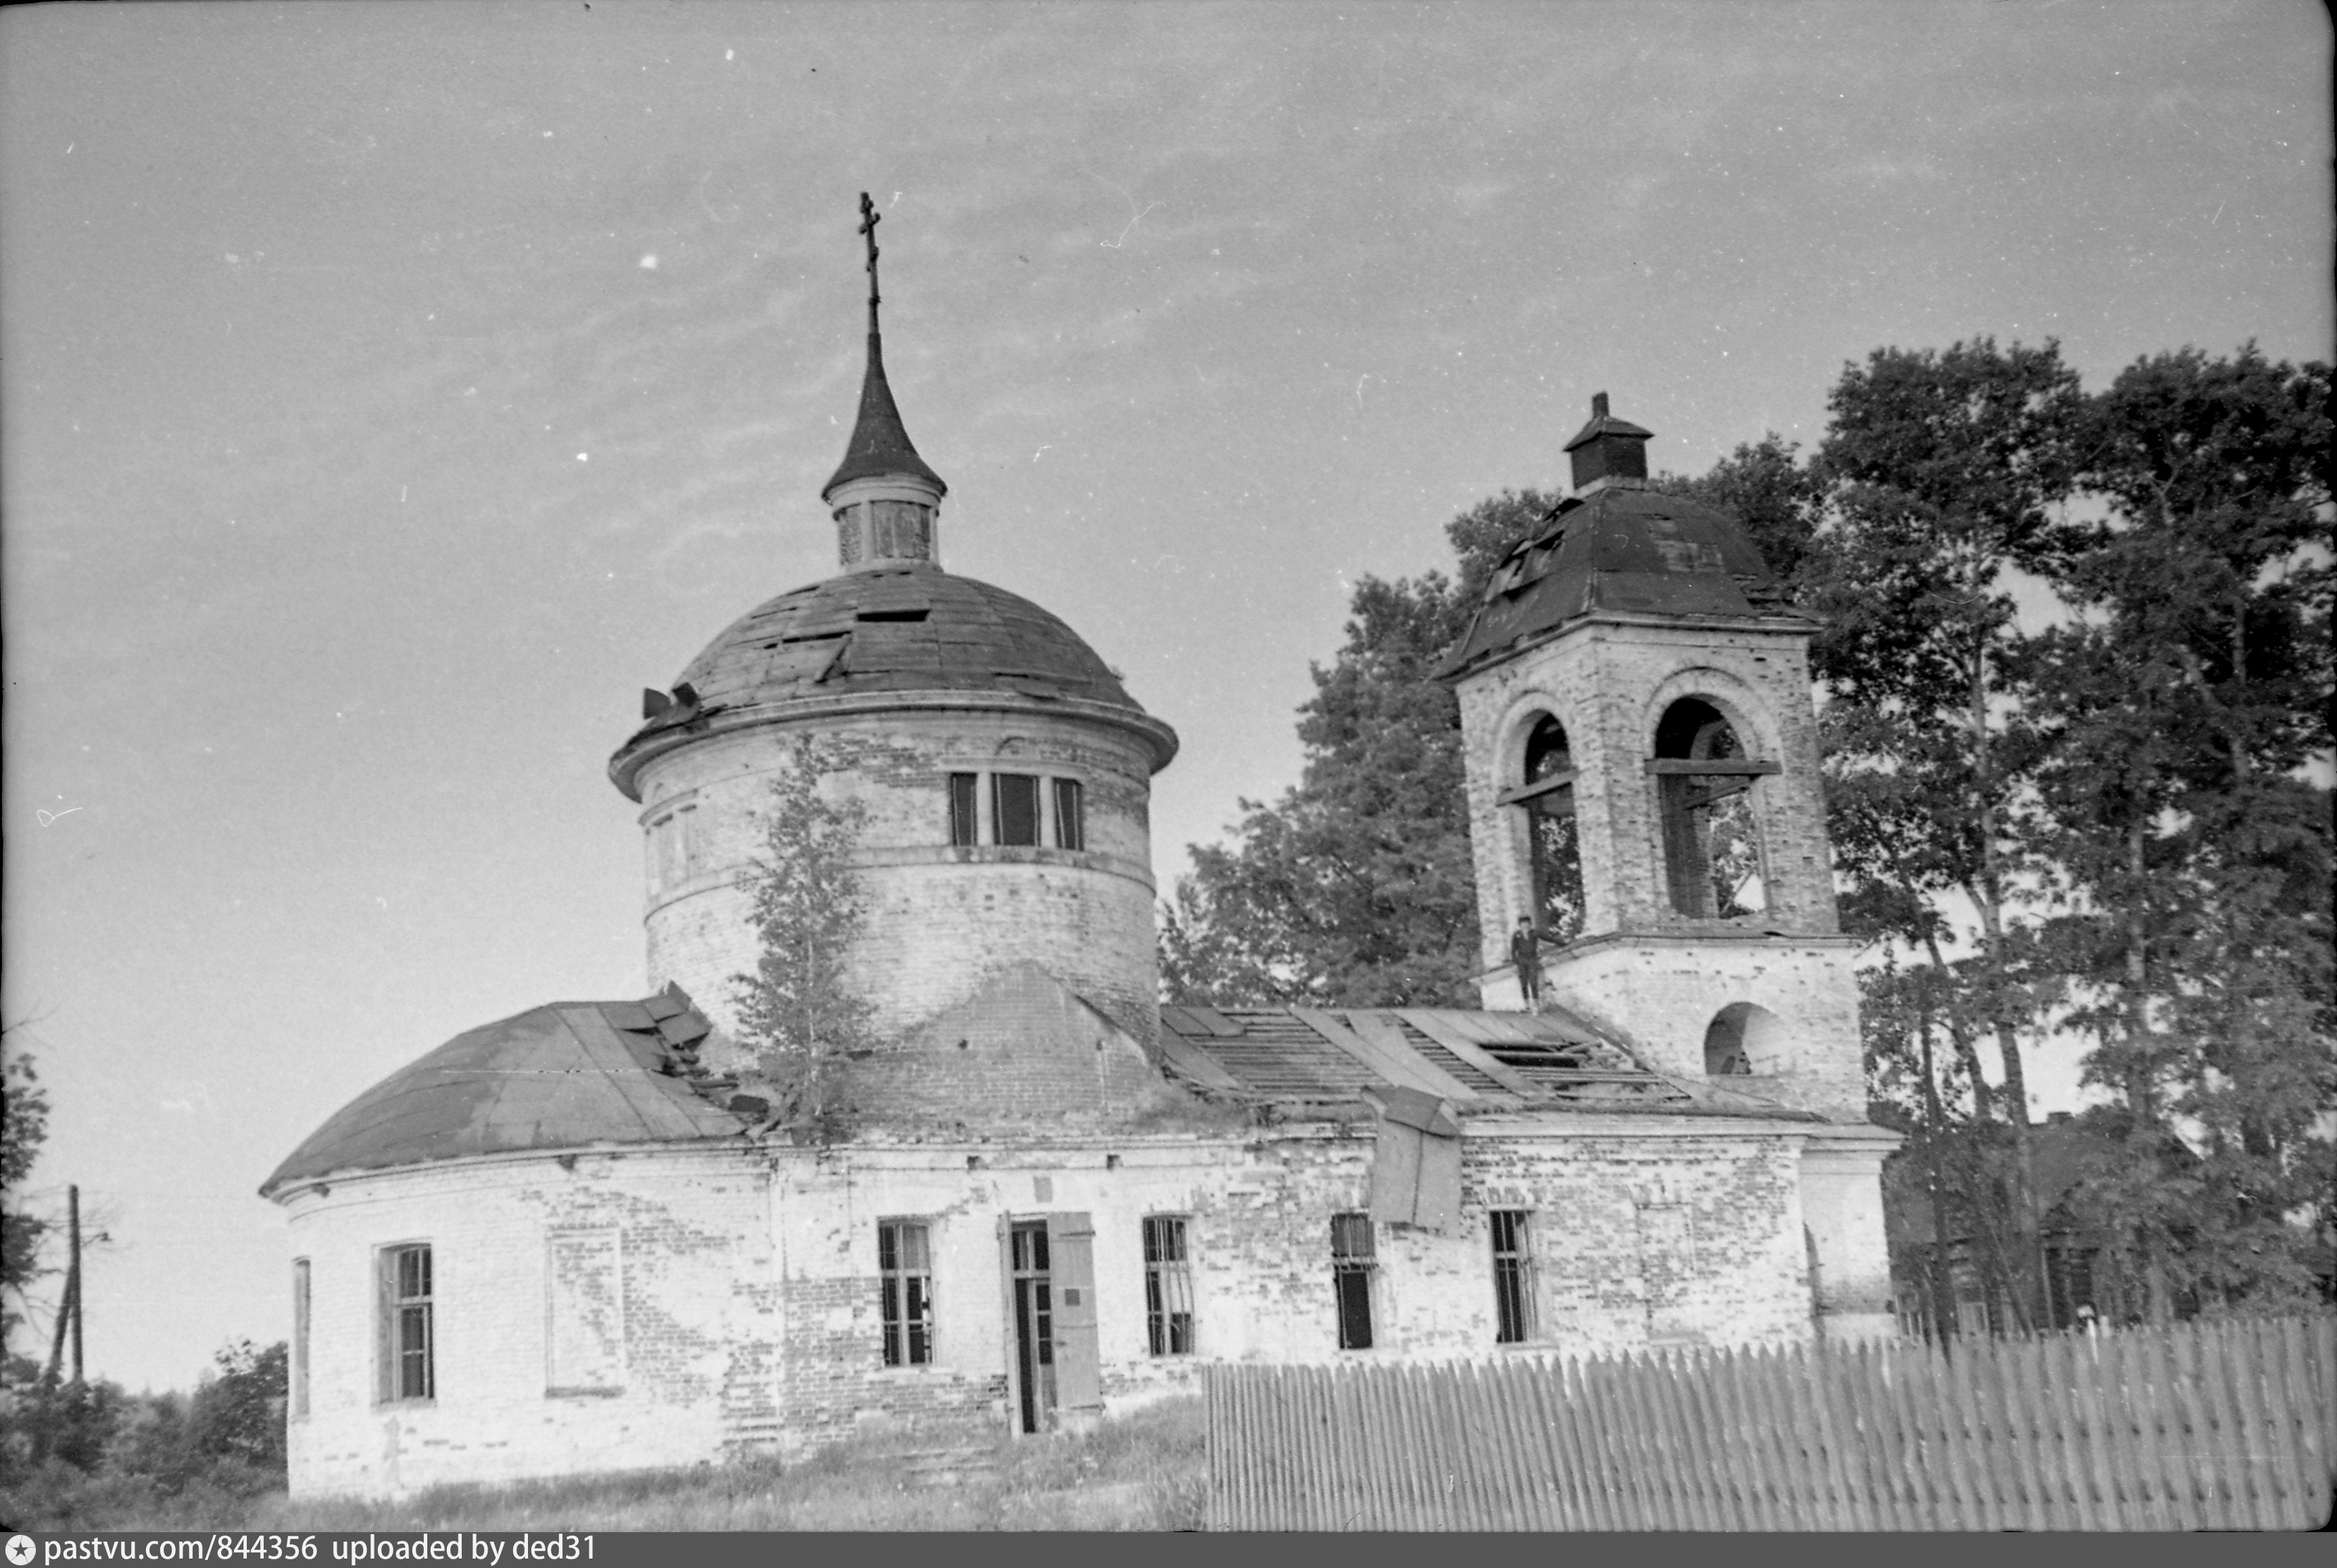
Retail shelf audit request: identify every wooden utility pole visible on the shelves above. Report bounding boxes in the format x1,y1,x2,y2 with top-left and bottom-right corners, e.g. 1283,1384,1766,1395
41,1183,82,1390
68,1182,82,1385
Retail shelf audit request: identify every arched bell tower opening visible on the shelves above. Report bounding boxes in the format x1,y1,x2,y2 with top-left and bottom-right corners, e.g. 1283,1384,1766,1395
1703,1000,1787,1076
1517,712,1585,942
1651,697,1768,920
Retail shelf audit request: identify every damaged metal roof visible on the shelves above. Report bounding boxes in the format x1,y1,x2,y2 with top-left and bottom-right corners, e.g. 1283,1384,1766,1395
1436,486,1806,682
260,987,750,1196
610,563,1178,799
1157,1003,1816,1121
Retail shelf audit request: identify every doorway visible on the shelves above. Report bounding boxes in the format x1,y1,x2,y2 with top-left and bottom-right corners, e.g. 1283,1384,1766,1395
1009,1221,1057,1434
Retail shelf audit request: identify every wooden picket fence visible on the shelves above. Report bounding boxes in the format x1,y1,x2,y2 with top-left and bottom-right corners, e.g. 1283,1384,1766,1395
1203,1315,2336,1530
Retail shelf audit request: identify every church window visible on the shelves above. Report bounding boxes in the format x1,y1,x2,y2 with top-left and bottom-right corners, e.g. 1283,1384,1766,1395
1652,698,1773,918
878,1220,935,1367
1501,714,1584,941
291,1259,311,1419
1331,1212,1376,1350
1490,1210,1538,1344
1142,1216,1195,1356
1053,778,1085,852
378,1244,434,1402
948,773,978,847
993,773,1040,846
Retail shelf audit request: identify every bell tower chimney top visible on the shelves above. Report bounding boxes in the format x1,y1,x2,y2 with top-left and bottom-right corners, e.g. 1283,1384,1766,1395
1562,391,1653,494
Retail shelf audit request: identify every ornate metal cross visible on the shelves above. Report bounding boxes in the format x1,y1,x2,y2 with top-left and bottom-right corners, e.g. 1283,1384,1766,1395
857,191,881,334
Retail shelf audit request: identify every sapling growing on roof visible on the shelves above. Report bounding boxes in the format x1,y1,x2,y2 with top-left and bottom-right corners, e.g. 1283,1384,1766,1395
730,738,879,1144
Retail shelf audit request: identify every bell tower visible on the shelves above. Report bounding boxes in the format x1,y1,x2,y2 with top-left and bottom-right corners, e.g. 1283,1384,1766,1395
1439,392,1898,1339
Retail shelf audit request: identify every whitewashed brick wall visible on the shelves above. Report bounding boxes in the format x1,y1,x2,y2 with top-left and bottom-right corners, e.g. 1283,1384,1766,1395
281,1148,771,1499
279,1119,1834,1495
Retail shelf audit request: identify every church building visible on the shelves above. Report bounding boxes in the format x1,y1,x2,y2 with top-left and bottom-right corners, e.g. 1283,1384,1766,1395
262,201,1897,1498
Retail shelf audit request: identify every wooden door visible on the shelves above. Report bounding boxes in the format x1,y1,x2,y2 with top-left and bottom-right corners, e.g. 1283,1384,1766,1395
1045,1212,1101,1429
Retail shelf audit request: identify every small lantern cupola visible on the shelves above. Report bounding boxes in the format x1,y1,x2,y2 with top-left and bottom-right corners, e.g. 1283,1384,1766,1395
823,192,948,572
1562,391,1654,494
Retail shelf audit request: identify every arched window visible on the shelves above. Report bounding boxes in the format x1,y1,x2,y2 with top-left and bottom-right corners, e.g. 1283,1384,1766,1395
1501,714,1585,941
1653,699,1773,918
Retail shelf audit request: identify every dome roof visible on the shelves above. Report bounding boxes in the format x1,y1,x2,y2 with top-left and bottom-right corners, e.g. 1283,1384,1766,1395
609,563,1177,797
260,998,746,1196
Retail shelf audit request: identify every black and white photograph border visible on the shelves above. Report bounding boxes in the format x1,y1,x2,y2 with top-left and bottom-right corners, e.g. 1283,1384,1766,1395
1,0,2330,1534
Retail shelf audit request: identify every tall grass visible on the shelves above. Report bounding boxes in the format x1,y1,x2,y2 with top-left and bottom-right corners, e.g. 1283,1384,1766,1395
254,1396,1205,1532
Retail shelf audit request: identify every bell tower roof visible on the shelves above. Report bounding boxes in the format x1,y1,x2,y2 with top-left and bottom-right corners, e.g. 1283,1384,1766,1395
822,192,947,502
1437,397,1805,683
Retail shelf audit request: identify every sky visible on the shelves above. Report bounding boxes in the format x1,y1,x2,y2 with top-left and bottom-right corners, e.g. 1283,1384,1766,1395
2,0,2328,1392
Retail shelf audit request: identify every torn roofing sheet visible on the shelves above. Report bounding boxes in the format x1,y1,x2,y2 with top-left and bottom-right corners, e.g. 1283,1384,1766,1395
1157,1004,1817,1121
260,992,746,1196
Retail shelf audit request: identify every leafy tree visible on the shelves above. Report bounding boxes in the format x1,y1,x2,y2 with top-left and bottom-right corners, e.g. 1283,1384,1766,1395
1808,337,2090,1327
185,1339,287,1480
1161,572,1484,1006
730,738,878,1144
2024,345,2334,1319
2,1029,50,1363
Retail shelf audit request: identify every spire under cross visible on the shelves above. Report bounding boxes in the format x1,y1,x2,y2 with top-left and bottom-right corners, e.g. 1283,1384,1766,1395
857,191,882,337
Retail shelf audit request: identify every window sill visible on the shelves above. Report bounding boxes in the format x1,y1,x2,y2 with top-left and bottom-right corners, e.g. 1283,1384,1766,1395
373,1398,437,1411
546,1386,625,1399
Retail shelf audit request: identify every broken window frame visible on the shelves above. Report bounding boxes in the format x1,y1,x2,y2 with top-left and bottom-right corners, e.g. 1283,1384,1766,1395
377,1242,434,1404
992,773,1041,847
1052,777,1085,852
948,772,978,848
1330,1212,1376,1350
1490,1210,1538,1344
1142,1215,1196,1356
878,1219,936,1368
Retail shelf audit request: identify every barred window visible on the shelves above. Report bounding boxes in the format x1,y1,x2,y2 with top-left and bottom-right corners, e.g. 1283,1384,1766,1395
1053,778,1085,852
1491,1210,1538,1344
993,773,1040,847
1331,1212,1375,1350
1143,1217,1195,1356
378,1244,434,1402
948,773,978,848
879,1220,935,1367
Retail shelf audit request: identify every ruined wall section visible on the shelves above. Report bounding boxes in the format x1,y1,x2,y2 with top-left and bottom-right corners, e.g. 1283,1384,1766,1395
634,705,1161,1056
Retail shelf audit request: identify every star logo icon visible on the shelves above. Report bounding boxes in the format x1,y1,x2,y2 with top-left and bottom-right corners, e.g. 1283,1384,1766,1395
7,1534,37,1565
